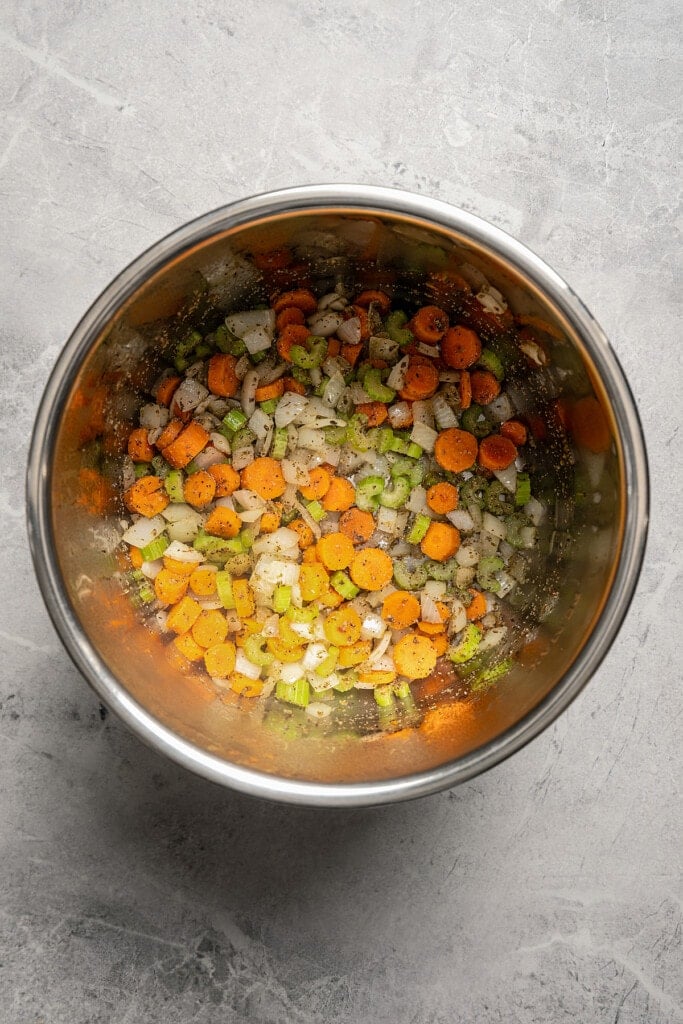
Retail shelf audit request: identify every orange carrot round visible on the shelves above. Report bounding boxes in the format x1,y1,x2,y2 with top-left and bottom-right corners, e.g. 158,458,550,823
426,482,459,515
127,427,154,463
470,369,501,405
399,357,440,401
299,466,332,501
356,402,388,427
393,634,438,680
154,568,189,605
339,508,375,544
207,463,240,497
189,567,218,597
273,288,317,314
204,506,241,538
441,326,481,369
282,376,307,395
410,305,449,344
254,378,285,403
459,369,472,410
500,419,528,446
349,548,393,591
382,591,420,629
354,289,391,314
183,470,217,508
289,518,315,549
192,609,228,648
155,418,183,451
478,434,518,471
434,428,478,473
207,354,239,398
323,606,362,646
162,421,210,469
204,641,237,678
155,375,182,407
317,532,356,571
124,476,169,517
240,457,286,499
420,521,460,561
322,478,356,512
275,306,305,331
277,323,311,362
466,589,487,621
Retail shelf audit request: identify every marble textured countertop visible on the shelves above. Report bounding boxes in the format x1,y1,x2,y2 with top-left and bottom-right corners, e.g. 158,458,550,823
1,2,681,1022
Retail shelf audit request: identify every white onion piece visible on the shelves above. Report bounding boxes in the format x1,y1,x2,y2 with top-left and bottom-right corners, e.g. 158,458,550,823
524,496,546,526
292,499,322,539
318,291,348,311
487,393,515,423
238,509,263,523
432,393,458,429
337,317,361,344
210,431,231,456
322,371,346,409
360,613,386,641
192,446,226,470
279,661,305,684
242,325,272,355
257,360,287,386
482,512,507,540
371,654,396,674
282,458,310,487
387,401,412,429
225,309,275,337
297,427,328,452
139,403,169,429
248,408,272,441
421,593,442,624
121,515,166,548
493,464,517,493
476,288,506,315
274,392,307,427
367,631,392,664
386,354,410,391
166,515,203,543
252,529,300,559
376,506,398,535
233,489,265,510
308,311,343,336
234,650,261,680
164,540,203,562
406,486,427,513
146,427,163,446
235,355,251,380
303,643,329,671
424,580,447,599
449,600,467,634
447,509,476,533
455,544,480,567
172,378,209,412
140,559,163,579
411,400,434,427
349,382,371,405
479,626,508,651
241,369,260,417
309,367,322,387
410,421,437,452
214,496,235,511
305,702,332,720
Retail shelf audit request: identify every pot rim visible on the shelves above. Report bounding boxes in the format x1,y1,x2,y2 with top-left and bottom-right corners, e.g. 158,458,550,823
25,184,649,806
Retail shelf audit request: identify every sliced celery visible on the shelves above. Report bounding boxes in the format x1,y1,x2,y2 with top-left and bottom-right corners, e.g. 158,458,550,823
515,472,531,507
374,685,395,708
448,624,482,664
305,500,326,523
222,408,247,432
271,427,288,459
330,571,360,600
272,584,291,613
164,469,185,503
215,571,235,609
379,476,411,509
140,534,169,562
406,513,431,544
275,678,310,707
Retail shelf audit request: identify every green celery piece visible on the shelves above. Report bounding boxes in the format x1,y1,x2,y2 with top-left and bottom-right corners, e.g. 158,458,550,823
406,513,431,544
222,408,247,432
271,427,288,459
330,571,360,600
139,534,169,562
364,368,395,403
374,685,395,708
260,398,278,415
379,476,411,509
272,584,291,614
215,571,235,609
448,624,482,664
476,555,504,593
164,469,185,503
515,472,531,506
478,348,505,381
275,678,310,707
305,500,326,523
315,646,339,677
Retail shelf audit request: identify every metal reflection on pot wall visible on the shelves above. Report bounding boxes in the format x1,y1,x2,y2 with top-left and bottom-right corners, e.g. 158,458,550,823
26,186,648,806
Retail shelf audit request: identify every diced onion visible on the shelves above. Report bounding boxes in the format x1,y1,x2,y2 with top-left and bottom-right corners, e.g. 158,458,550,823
479,626,508,651
487,393,515,423
421,593,442,624
386,354,409,391
252,529,300,559
367,631,392,664
410,421,438,452
482,512,507,540
234,650,261,679
432,393,458,429
139,403,169,429
308,311,343,336
192,446,226,470
274,392,308,427
248,408,273,441
164,540,204,562
225,309,275,337
233,489,265,510
493,464,517,493
447,509,476,532
406,486,427,513
455,544,480,567
337,317,361,344
172,378,209,412
242,325,272,355
240,369,260,417
231,446,255,471
140,559,163,579
360,613,386,640
305,702,332,720
121,515,166,548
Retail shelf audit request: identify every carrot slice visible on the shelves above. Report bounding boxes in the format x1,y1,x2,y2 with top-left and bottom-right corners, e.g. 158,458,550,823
166,596,202,634
275,306,305,331
382,591,420,629
154,569,189,605
470,369,501,406
393,634,438,680
272,288,317,315
399,357,440,401
259,509,281,533
204,641,237,678
571,396,611,453
240,457,287,499
124,476,169,517
192,609,228,648
425,270,472,307
183,470,216,509
354,289,391,314
299,466,332,501
322,478,356,512
434,428,478,473
254,378,285,403
189,567,218,597
349,548,393,591
207,463,240,497
459,370,472,410
327,338,341,358
339,508,375,544
155,418,183,451
341,342,363,367
282,376,307,395
317,532,356,571
426,482,459,514
155,375,182,407
207,354,240,398
277,323,311,362
299,563,330,602
420,522,460,561
204,506,241,538
466,589,487,621
478,434,518,471
356,401,388,426
500,419,528,446
441,326,481,369
162,421,210,469
410,305,448,344
323,607,362,646
127,427,154,463
351,305,370,342
289,518,315,549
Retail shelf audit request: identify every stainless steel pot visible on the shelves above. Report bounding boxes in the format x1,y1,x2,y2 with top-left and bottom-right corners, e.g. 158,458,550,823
26,185,648,806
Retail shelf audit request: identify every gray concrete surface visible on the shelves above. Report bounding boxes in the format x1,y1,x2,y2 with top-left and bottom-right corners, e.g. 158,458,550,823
1,1,681,1021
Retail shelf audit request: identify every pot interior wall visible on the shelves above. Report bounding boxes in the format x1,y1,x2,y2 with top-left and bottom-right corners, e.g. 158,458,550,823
50,208,623,783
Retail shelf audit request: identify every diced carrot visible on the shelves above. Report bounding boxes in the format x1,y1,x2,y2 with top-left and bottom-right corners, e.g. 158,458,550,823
339,508,375,544
478,434,517,471
155,418,184,451
204,506,241,538
431,633,449,657
317,532,356,571
183,470,217,508
272,289,318,314
229,673,263,697
466,589,487,621
387,401,413,428
417,620,446,636
163,556,197,577
425,270,472,307
166,596,203,634
154,569,189,605
323,607,363,647
232,579,255,618
410,305,448,344
337,640,371,666
289,518,315,549
155,375,182,407
382,591,420,629
277,323,311,362
354,289,391,314
259,509,281,533
356,401,388,427
124,476,169,517
470,369,501,406
341,342,363,367
254,378,285,403
127,427,154,463
358,669,397,686
207,463,240,497
299,563,330,602
426,482,459,514
302,545,320,563
319,588,344,608
299,466,332,501
393,634,438,680
322,478,356,512
192,609,228,648
327,338,341,357
129,546,143,570
204,641,237,678
162,421,210,469
275,306,305,331
282,376,307,395
500,419,528,446
351,305,370,342
420,521,460,561
189,566,218,597
459,369,472,410
207,354,239,398
349,548,393,591
441,326,481,369
399,357,440,401
240,457,286,499
174,633,204,662
571,396,611,453
434,428,478,473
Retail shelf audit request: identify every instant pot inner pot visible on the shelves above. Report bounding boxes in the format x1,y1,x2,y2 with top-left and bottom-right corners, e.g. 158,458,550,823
50,209,622,783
